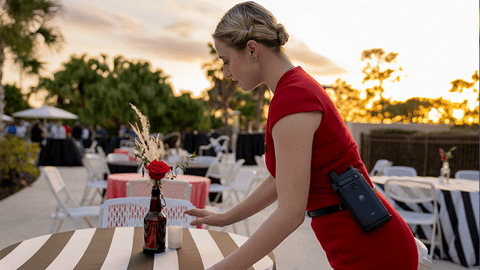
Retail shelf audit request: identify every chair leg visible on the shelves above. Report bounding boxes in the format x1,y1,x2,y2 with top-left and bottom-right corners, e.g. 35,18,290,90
49,219,57,234
84,217,94,228
55,220,64,233
428,223,437,260
80,185,91,206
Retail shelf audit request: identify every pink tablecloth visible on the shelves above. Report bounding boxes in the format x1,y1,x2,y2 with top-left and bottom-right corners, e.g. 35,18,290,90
106,173,211,210
113,149,136,161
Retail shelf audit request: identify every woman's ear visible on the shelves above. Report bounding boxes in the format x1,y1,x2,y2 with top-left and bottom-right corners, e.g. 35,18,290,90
245,40,259,58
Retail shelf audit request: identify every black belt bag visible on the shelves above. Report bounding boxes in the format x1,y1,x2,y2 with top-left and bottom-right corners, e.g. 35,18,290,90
307,166,392,233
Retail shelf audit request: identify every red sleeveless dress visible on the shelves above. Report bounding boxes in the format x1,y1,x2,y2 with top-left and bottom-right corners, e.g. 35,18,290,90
265,67,418,269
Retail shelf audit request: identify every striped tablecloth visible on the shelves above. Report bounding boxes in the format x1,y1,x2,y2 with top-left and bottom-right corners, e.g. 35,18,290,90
0,227,276,270
371,176,479,267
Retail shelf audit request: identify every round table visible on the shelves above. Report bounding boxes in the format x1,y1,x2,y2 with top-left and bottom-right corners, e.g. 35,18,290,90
37,138,83,167
371,175,479,267
0,227,276,270
106,173,211,210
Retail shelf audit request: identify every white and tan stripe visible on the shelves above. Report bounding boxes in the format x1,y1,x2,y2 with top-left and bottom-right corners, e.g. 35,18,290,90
189,228,224,269
154,249,179,270
46,228,96,270
228,233,274,270
0,234,51,269
100,227,134,270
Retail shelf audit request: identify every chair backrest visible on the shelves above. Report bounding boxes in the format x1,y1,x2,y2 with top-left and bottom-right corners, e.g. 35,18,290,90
96,146,107,160
254,155,268,173
385,179,436,206
230,170,257,195
107,153,130,162
415,238,432,270
164,132,181,148
126,179,192,201
369,159,393,176
100,197,195,228
42,166,79,211
455,170,479,181
384,166,418,177
83,153,110,179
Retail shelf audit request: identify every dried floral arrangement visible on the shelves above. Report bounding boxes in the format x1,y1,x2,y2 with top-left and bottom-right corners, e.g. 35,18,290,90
129,103,197,188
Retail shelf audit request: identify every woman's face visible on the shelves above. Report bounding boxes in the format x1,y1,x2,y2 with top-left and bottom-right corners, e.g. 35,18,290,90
214,39,259,91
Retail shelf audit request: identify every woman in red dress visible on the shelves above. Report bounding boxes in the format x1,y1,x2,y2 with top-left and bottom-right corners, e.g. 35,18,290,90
185,2,418,269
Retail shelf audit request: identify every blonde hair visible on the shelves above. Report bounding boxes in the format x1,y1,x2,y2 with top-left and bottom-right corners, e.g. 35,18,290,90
213,1,289,53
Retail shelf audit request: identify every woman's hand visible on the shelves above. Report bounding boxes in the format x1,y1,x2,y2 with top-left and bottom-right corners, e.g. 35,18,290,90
184,208,229,227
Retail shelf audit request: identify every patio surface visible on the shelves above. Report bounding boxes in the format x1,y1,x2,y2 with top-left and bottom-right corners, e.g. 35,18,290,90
0,166,475,269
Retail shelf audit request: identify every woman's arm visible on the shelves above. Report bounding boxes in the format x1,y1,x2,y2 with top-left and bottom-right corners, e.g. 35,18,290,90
186,173,277,227
209,111,322,270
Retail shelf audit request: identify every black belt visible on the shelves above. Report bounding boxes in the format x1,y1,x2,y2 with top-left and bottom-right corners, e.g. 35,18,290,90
307,186,378,218
306,203,347,218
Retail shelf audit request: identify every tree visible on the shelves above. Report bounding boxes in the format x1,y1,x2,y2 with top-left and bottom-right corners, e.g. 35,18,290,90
34,54,204,133
0,0,64,138
361,48,402,118
4,83,29,114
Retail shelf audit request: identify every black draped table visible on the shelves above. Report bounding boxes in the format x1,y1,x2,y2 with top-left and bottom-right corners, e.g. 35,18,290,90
37,138,83,167
182,133,216,157
371,176,479,267
0,227,276,270
107,160,140,174
236,133,265,165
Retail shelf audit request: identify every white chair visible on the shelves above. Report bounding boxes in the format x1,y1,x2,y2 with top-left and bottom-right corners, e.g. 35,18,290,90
81,153,110,205
209,170,257,236
42,166,100,233
207,159,246,205
99,197,195,228
126,179,192,201
84,140,98,154
385,179,441,260
96,146,107,160
455,170,479,181
199,135,230,156
416,237,432,270
164,132,181,148
369,159,393,176
384,166,418,177
106,153,130,162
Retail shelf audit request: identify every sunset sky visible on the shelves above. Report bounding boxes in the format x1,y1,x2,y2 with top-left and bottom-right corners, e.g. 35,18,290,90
3,0,478,108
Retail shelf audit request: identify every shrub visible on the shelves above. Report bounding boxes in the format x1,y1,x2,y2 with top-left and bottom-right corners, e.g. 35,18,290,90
0,136,40,199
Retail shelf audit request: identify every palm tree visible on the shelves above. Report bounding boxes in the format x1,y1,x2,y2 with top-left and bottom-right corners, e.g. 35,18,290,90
0,0,64,138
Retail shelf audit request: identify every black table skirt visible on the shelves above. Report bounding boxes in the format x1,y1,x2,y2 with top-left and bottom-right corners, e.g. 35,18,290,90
108,164,139,174
182,133,216,156
236,133,265,165
37,138,83,167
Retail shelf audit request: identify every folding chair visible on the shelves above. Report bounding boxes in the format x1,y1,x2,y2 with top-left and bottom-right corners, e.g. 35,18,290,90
207,159,245,205
384,166,418,177
209,170,257,236
455,170,479,181
99,197,195,228
42,166,100,233
369,159,393,176
416,237,432,270
385,179,442,259
199,135,230,156
126,179,192,201
84,140,97,154
81,153,109,205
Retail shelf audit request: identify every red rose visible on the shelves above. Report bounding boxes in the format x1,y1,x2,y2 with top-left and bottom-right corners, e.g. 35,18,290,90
145,160,170,180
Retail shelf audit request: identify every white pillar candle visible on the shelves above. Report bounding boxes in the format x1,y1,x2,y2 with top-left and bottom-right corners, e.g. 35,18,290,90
167,226,183,249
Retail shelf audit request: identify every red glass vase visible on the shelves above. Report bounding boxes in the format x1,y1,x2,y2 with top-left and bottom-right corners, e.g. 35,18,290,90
143,185,167,254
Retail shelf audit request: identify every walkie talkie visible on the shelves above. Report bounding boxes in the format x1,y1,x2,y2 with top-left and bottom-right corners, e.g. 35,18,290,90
329,166,392,233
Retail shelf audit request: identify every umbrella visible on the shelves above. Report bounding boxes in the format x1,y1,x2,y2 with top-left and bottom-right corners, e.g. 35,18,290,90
2,114,14,122
12,105,78,120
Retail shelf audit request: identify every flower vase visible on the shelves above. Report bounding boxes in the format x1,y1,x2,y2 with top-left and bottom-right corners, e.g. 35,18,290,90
143,184,167,254
440,161,451,183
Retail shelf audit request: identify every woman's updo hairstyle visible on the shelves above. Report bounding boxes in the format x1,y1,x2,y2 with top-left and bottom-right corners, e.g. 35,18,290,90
213,1,289,53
